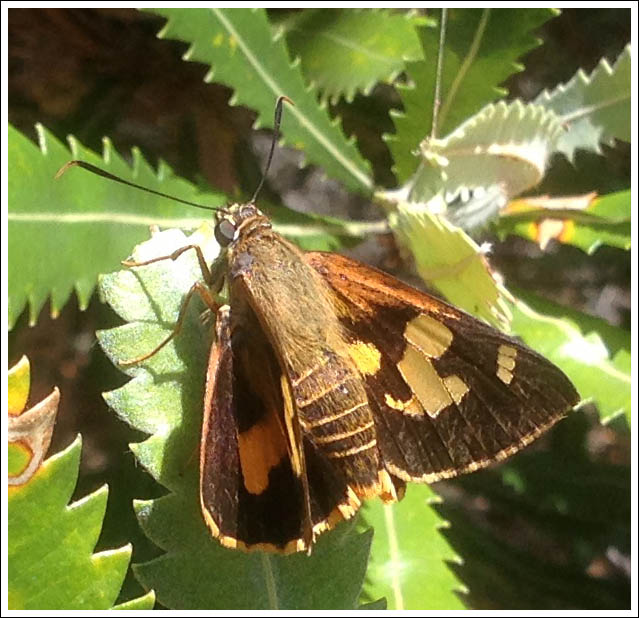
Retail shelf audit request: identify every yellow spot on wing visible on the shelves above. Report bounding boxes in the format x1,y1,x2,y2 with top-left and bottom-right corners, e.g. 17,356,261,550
281,373,303,477
404,314,453,359
384,393,422,415
347,340,382,375
497,345,517,385
385,393,406,410
443,374,469,405
398,346,452,417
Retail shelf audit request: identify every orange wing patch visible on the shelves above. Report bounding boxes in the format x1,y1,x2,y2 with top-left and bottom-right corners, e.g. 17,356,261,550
237,408,288,495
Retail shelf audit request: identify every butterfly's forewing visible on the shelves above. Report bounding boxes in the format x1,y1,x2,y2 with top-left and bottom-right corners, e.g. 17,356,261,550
306,252,580,483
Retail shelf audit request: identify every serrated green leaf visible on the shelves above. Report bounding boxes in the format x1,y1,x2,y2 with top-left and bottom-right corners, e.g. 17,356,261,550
439,411,630,609
359,485,465,609
498,190,631,254
359,597,388,609
535,45,631,160
439,492,629,609
407,100,564,205
8,437,133,609
112,590,157,610
388,8,557,182
146,7,373,195
382,198,512,329
281,9,426,104
8,123,224,329
509,293,630,424
97,228,374,609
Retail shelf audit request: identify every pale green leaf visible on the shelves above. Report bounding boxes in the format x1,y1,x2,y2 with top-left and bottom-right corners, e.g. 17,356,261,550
146,7,373,194
407,100,564,206
281,9,426,103
113,590,157,610
535,44,631,161
8,437,133,609
360,485,465,609
388,8,557,182
382,199,512,329
97,228,374,609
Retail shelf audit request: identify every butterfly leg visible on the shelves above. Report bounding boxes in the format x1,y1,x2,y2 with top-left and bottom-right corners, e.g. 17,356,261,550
122,243,214,285
119,244,223,366
119,280,219,366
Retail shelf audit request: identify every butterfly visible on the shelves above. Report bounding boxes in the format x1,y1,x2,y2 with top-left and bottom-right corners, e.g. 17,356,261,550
58,97,579,555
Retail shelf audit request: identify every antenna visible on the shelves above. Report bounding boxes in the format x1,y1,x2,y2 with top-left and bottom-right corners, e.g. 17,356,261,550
55,160,221,213
55,96,293,212
250,95,294,204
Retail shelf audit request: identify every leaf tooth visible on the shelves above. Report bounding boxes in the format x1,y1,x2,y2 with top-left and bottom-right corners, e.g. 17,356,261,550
203,67,217,83
64,134,80,161
227,91,239,107
156,18,172,40
27,291,46,327
35,122,50,156
101,136,115,165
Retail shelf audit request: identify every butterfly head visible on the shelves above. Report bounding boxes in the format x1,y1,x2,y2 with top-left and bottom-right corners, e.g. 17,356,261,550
214,202,271,248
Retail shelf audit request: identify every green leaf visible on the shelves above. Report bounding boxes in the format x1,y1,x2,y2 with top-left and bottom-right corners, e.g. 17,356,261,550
113,590,157,610
440,412,630,609
535,44,631,161
388,8,557,182
359,597,388,609
281,9,426,104
382,199,512,329
8,123,223,329
360,485,465,609
267,200,387,252
407,100,564,206
510,293,630,424
146,7,373,195
8,355,30,416
440,491,629,609
498,190,631,254
97,228,374,609
8,437,134,609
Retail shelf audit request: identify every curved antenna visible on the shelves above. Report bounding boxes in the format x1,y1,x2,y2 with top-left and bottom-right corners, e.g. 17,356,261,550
55,160,223,213
250,95,294,204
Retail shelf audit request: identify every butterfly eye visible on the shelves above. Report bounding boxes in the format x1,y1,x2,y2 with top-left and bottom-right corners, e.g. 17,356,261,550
215,219,236,247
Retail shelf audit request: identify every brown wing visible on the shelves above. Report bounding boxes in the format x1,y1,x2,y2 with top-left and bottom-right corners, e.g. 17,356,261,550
200,305,360,554
306,252,580,483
